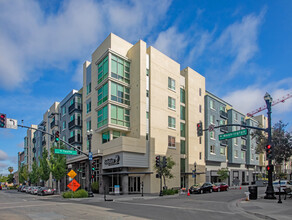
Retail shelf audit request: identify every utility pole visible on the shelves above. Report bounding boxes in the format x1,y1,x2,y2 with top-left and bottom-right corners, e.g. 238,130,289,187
264,93,276,199
87,129,94,197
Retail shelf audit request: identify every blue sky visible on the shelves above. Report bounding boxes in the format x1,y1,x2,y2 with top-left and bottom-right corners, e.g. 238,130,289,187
0,0,292,175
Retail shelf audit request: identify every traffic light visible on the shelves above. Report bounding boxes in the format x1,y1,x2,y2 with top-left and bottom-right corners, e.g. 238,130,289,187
0,113,6,128
162,156,167,168
155,156,161,167
92,161,96,171
55,131,60,142
266,165,274,172
266,144,273,160
197,122,203,137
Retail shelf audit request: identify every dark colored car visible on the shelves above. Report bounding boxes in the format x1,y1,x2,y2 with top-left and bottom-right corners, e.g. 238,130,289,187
212,182,229,192
189,182,213,194
0,185,2,190
37,187,55,196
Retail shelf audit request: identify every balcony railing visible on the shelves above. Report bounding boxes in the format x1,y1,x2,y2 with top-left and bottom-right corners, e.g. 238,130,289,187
68,119,82,130
68,134,82,144
220,139,228,146
50,120,58,129
241,144,247,151
241,121,247,126
220,110,228,119
69,103,82,114
220,126,229,133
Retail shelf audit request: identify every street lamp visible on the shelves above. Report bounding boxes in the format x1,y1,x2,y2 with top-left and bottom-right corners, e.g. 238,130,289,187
264,92,276,199
87,129,94,197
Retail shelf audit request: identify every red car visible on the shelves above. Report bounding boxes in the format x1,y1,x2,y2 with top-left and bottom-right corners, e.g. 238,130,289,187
212,182,229,192
0,185,2,190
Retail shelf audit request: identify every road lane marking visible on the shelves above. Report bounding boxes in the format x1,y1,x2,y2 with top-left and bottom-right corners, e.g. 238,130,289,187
115,201,235,215
0,202,69,210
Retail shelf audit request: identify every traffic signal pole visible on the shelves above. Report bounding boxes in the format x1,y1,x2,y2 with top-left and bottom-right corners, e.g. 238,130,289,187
264,93,276,199
87,131,94,197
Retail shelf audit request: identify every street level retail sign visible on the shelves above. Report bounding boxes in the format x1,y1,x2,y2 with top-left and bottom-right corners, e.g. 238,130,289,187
54,149,77,155
219,129,248,140
67,170,77,179
67,179,80,192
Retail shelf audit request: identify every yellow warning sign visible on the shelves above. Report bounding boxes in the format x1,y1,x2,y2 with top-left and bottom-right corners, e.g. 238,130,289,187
67,170,77,179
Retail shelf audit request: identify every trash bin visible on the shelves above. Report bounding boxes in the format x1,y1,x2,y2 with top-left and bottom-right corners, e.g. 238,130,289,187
248,186,258,200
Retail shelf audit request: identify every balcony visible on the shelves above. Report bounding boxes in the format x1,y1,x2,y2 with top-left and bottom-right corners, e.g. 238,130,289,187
42,140,46,146
50,120,58,129
220,110,228,119
68,134,82,145
69,119,82,130
241,144,247,151
220,126,229,133
220,139,228,146
69,102,82,114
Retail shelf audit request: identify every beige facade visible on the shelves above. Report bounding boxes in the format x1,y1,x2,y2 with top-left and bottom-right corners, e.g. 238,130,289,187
24,124,37,172
67,33,206,194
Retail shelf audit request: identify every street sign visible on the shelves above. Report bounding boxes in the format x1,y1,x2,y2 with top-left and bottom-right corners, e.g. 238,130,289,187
67,170,77,179
219,129,248,140
89,152,93,161
6,118,18,129
67,179,80,192
54,149,77,155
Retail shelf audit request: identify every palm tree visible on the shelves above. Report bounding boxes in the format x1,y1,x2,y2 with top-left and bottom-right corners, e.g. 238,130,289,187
8,167,14,174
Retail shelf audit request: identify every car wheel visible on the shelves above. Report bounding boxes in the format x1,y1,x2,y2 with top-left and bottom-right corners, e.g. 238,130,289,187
209,188,212,193
200,189,203,194
41,192,44,196
218,188,220,192
226,188,228,191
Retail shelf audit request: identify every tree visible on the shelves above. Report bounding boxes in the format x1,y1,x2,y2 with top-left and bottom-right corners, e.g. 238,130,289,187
252,120,292,165
39,148,50,185
154,156,175,189
29,160,40,185
19,165,29,184
8,166,14,174
50,143,67,194
217,168,229,182
7,173,14,184
0,175,8,183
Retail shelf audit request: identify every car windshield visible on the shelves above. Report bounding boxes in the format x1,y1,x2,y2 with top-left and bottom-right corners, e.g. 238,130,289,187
214,183,221,186
192,184,200,187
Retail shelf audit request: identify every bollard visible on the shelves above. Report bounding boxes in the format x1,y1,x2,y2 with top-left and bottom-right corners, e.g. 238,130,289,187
245,192,250,201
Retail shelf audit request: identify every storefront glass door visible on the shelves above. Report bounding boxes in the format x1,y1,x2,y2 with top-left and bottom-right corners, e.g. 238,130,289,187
128,176,140,193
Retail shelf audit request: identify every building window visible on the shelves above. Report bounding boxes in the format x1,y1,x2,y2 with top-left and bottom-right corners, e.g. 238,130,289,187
220,106,225,112
98,82,108,106
111,82,130,105
168,97,176,110
113,131,123,139
62,121,66,130
86,101,91,113
70,98,74,105
219,120,225,125
241,151,246,160
220,147,225,155
168,77,176,91
199,137,202,144
111,105,130,127
102,131,110,144
70,114,75,122
210,131,215,139
199,88,202,96
62,106,66,116
234,138,238,145
210,115,215,124
199,152,202,160
62,136,66,141
199,104,202,113
97,105,108,128
251,153,254,161
111,54,130,84
180,123,185,137
70,130,74,138
87,140,89,150
86,82,91,95
146,90,149,97
146,112,149,119
234,150,238,158
180,158,185,173
98,55,108,84
210,145,215,154
210,99,215,109
146,69,149,76
180,105,185,120
234,113,238,121
168,136,176,148
180,140,185,154
168,116,176,129
86,120,91,131
180,88,185,103
77,97,81,104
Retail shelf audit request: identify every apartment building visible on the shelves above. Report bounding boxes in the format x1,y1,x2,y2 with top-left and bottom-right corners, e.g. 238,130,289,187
23,125,37,172
65,33,205,194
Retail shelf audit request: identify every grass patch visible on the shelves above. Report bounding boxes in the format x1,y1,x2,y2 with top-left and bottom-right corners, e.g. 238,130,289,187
62,189,88,198
162,188,179,195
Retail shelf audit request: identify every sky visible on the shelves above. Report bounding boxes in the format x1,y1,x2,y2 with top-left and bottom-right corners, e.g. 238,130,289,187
0,0,292,175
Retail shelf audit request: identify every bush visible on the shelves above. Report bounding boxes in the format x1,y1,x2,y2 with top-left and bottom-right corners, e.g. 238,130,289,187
162,188,178,195
73,189,88,198
91,181,99,193
62,191,74,198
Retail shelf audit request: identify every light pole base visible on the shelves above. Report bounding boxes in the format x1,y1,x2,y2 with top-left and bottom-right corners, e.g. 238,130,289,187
88,191,94,197
264,186,276,199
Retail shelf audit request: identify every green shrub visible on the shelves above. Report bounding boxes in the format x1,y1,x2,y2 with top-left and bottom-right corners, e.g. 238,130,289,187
91,181,99,193
73,189,88,198
162,188,178,195
62,191,74,198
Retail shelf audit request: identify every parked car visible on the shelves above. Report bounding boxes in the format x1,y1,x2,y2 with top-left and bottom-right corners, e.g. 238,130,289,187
21,186,27,192
26,186,33,193
189,182,213,194
273,180,292,194
37,187,55,196
212,182,229,192
32,186,42,195
17,185,22,191
0,185,2,190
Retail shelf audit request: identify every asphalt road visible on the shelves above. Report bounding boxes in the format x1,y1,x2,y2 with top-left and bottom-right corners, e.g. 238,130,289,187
0,187,266,220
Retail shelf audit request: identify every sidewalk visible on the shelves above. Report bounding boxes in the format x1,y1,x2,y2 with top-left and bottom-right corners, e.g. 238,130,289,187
236,193,292,220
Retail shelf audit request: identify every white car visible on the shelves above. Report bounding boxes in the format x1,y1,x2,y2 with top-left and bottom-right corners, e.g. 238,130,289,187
273,180,292,193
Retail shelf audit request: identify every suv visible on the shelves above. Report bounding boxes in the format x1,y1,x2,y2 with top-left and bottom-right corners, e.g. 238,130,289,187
189,182,213,194
273,180,292,194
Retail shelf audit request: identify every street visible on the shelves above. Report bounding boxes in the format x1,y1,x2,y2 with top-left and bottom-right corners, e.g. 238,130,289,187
0,187,278,220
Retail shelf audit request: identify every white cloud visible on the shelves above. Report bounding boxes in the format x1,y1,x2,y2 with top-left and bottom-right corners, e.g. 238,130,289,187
0,0,171,90
0,150,8,161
